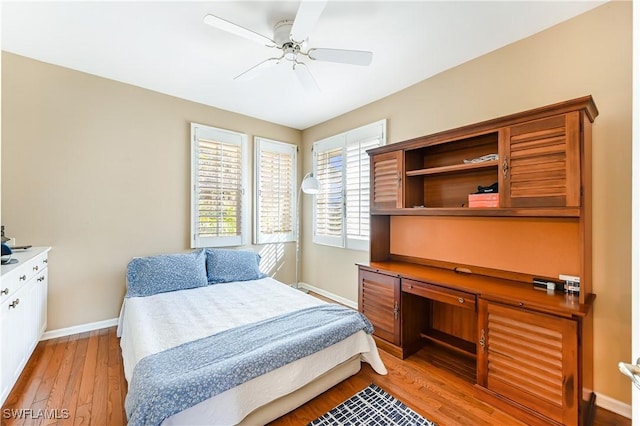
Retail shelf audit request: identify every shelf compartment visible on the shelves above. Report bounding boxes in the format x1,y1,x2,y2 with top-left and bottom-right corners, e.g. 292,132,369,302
403,131,500,209
421,328,477,356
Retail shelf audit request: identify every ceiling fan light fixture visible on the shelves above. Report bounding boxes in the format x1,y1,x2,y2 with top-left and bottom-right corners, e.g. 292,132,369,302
283,44,299,62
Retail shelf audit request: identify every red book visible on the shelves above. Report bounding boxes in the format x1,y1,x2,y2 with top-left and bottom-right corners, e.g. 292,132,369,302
468,193,499,207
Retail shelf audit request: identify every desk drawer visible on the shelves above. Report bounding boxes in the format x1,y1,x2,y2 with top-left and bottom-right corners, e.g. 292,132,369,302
402,278,476,310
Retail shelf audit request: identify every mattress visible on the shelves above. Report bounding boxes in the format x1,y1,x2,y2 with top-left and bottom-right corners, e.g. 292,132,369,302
118,277,386,425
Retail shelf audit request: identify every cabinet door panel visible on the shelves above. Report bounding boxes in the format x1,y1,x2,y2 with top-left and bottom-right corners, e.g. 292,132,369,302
478,300,578,425
358,269,400,345
503,112,580,208
371,151,403,210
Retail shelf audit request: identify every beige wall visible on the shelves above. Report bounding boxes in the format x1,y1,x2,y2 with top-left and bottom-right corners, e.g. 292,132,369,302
301,2,633,404
1,52,301,331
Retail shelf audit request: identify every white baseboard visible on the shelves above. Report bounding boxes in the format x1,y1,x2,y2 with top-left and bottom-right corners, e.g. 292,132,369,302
299,282,357,310
40,318,119,341
595,392,631,419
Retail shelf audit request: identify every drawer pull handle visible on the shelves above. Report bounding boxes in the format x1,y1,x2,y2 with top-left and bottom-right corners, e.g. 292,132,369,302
1,288,8,295
37,276,45,282
502,156,509,178
393,301,399,320
33,265,39,272
519,302,524,307
43,259,48,264
480,328,486,353
458,297,464,304
9,298,20,309
19,275,27,281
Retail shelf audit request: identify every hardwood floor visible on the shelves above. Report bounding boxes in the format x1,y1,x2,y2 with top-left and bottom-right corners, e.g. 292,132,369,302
1,327,630,426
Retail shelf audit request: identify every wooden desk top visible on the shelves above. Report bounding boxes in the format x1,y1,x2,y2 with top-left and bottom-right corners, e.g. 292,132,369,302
357,260,594,318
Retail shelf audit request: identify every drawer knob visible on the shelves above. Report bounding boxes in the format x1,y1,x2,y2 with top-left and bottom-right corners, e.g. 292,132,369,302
458,297,464,304
37,276,45,282
33,265,39,272
1,288,8,295
519,302,524,307
9,298,20,309
19,275,27,281
43,259,48,264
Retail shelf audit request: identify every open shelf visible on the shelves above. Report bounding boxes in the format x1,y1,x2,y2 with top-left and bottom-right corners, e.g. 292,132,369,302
421,329,476,356
403,131,500,209
405,160,498,177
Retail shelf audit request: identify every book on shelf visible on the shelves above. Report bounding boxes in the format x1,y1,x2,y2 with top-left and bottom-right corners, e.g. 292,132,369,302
468,193,499,208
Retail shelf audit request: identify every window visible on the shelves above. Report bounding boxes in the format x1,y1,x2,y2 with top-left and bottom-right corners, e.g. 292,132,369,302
191,123,249,248
254,137,297,244
312,120,386,250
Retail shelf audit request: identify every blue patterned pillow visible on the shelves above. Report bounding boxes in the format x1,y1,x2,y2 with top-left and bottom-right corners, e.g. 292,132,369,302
126,250,208,297
205,248,267,284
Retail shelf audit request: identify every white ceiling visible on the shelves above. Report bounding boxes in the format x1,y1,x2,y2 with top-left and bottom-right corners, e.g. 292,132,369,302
2,1,603,130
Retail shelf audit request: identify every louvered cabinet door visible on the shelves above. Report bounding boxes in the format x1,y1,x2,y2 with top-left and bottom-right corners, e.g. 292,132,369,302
502,112,581,207
371,151,403,210
358,268,401,345
477,299,579,426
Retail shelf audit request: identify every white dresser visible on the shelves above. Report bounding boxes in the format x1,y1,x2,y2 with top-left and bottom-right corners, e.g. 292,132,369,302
0,246,50,406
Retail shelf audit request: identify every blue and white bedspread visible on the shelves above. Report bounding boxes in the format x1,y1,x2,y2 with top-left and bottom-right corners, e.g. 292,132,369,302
125,304,374,426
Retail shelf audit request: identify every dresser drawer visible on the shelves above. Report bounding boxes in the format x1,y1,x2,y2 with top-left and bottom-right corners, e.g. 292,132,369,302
402,278,476,310
1,252,49,304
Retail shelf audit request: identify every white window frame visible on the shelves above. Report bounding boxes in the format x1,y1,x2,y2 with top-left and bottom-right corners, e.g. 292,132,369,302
190,123,250,248
254,137,297,244
312,119,386,251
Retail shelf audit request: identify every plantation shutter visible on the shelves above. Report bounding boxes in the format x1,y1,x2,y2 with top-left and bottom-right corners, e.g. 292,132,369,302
312,120,386,250
313,139,345,247
255,138,297,244
191,124,248,248
345,135,381,249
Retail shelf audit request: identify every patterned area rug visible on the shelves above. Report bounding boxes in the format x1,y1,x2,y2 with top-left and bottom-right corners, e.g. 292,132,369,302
308,384,437,426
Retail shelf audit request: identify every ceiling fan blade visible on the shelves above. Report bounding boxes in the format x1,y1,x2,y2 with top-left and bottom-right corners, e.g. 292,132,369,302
294,62,320,92
204,14,275,47
235,57,280,81
308,48,373,66
290,0,327,43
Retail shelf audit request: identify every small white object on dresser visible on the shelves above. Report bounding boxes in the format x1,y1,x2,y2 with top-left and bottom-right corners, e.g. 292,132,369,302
0,246,51,406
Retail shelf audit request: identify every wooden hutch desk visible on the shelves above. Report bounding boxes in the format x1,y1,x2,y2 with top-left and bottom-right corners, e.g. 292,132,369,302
358,96,598,426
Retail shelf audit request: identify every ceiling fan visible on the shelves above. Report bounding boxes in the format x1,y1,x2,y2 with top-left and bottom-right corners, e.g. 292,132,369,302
203,0,373,91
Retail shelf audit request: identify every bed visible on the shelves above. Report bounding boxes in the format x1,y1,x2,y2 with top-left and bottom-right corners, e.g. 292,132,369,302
117,248,387,426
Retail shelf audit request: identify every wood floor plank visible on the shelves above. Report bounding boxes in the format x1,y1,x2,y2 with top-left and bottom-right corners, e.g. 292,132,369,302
1,326,632,426
88,329,109,426
58,332,90,426
72,330,100,426
33,336,70,405
106,329,123,426
43,337,78,425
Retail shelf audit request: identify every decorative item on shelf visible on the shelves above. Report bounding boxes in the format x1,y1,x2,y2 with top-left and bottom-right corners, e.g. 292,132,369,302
463,153,498,164
295,172,320,291
468,182,499,207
